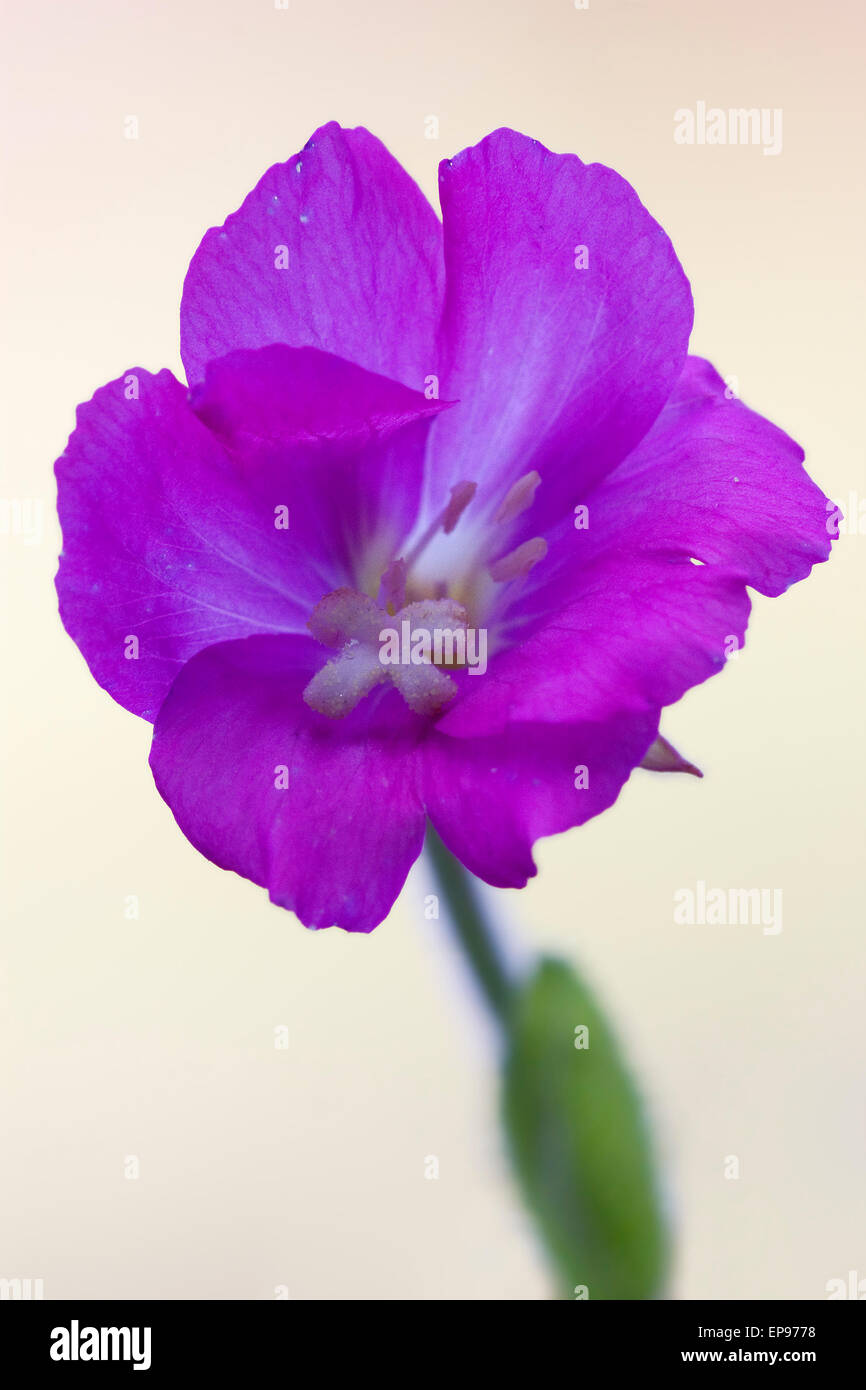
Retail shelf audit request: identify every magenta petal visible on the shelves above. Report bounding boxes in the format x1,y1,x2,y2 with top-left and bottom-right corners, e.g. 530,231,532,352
425,713,658,887
149,635,427,932
191,344,449,569
577,356,833,598
192,342,447,447
180,122,444,391
425,128,693,526
56,367,301,721
439,556,751,738
56,351,445,721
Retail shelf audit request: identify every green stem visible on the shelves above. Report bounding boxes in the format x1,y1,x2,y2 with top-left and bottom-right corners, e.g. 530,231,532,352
426,826,514,1027
427,827,667,1299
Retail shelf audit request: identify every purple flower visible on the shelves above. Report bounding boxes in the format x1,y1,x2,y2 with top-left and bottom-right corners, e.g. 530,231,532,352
55,124,832,932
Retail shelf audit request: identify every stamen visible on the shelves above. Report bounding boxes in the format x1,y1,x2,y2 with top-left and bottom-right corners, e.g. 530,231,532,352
378,557,407,613
494,470,541,524
403,479,477,568
442,480,477,533
489,536,548,582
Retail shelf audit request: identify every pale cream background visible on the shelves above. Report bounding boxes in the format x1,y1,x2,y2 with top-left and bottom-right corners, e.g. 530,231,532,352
1,0,863,1299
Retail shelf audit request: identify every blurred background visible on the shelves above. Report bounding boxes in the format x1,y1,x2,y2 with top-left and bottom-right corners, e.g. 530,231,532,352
1,0,863,1299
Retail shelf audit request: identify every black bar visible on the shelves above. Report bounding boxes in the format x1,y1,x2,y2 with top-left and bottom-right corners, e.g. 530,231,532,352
1,1298,862,1375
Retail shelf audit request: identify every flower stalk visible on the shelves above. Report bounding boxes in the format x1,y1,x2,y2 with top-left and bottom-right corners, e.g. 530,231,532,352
426,826,514,1027
426,826,669,1300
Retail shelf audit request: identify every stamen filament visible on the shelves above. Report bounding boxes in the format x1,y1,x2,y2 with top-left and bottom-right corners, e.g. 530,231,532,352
403,480,477,569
